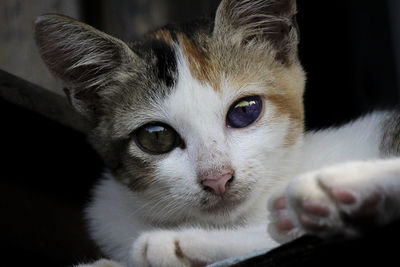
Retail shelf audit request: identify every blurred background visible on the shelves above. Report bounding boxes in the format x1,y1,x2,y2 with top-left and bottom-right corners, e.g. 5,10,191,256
1,0,400,266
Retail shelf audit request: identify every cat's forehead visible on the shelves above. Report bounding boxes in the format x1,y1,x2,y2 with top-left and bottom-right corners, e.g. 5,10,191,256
131,21,215,90
109,23,304,137
129,25,286,99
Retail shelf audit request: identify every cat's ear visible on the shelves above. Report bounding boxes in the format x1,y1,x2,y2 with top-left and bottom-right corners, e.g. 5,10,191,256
34,14,135,119
214,0,299,64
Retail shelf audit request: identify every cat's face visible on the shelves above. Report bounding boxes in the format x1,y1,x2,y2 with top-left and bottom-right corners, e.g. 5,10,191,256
35,0,304,225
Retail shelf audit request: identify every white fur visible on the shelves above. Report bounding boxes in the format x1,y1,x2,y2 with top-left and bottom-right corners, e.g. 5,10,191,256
37,7,400,267
82,51,400,267
84,46,300,266
75,259,124,267
301,112,386,172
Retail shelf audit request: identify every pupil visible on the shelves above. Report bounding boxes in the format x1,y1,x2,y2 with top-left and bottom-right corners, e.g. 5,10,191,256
227,96,262,128
133,123,181,154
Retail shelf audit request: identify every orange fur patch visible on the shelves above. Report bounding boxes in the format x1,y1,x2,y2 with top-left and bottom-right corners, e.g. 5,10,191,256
177,34,220,91
147,29,175,46
267,94,304,146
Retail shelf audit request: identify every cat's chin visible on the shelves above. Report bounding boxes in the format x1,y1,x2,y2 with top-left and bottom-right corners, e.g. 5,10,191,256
199,195,246,214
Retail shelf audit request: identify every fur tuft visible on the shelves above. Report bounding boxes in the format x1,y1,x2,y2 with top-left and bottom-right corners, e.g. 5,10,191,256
214,0,298,64
34,14,134,118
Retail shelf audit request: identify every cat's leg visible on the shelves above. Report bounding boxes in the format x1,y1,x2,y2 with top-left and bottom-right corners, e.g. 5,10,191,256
75,259,124,267
131,225,276,267
268,158,400,241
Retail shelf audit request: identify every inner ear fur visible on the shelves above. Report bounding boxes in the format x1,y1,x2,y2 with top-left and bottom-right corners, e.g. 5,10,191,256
214,0,299,64
34,14,135,119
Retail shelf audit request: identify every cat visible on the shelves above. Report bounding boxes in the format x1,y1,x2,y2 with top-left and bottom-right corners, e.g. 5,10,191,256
34,0,400,266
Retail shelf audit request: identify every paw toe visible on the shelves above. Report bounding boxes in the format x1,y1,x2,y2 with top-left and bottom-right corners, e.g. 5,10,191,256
274,196,287,210
299,214,327,231
302,202,330,217
330,189,357,204
276,214,295,231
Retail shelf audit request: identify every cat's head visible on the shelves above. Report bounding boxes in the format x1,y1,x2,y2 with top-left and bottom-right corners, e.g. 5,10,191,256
35,0,305,225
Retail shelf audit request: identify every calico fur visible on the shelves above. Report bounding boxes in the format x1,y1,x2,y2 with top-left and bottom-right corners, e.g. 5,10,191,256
381,110,400,156
34,0,400,266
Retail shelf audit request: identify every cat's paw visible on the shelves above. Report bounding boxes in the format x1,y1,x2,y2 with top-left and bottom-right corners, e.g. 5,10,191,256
132,231,206,267
268,189,304,243
283,162,385,238
75,259,124,267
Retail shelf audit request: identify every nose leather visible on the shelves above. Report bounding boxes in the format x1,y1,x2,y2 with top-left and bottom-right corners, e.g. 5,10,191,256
201,170,234,196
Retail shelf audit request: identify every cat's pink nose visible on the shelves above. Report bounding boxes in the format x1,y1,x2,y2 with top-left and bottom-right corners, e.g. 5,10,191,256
200,170,234,196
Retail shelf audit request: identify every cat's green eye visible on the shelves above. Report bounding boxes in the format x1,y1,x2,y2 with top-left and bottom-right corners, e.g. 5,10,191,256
133,123,183,154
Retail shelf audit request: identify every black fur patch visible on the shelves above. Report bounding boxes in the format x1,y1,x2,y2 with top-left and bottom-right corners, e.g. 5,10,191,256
133,39,177,88
131,19,213,89
380,111,400,156
162,18,214,41
90,133,157,192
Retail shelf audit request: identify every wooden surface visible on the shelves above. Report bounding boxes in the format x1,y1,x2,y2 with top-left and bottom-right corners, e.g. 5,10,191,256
0,69,88,133
0,69,104,266
0,0,81,95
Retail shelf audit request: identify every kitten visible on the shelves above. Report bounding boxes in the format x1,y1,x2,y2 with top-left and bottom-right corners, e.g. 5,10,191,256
34,0,400,266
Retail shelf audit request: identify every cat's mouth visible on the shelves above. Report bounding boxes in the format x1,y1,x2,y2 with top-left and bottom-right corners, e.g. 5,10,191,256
200,198,245,214
199,189,249,213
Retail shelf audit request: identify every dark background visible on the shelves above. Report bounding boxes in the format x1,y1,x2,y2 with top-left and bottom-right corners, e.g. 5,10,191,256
1,0,400,266
299,1,399,129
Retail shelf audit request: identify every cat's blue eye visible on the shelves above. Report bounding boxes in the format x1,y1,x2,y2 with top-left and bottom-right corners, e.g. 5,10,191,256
227,96,263,128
